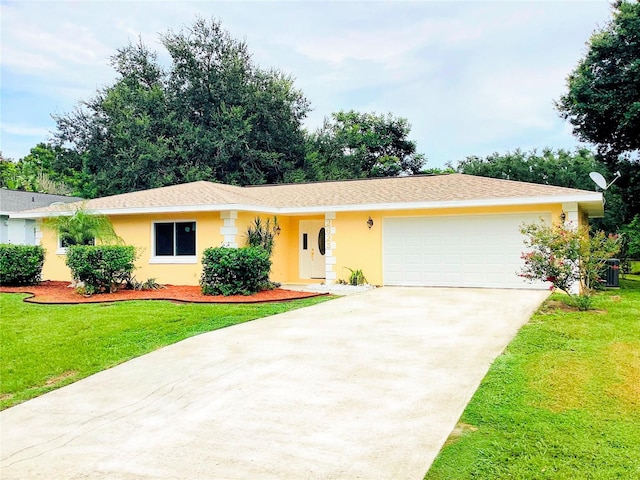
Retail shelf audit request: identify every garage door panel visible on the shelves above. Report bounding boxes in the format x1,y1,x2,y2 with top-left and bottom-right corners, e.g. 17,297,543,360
484,254,506,265
383,214,549,289
464,273,484,283
409,256,424,265
418,255,434,264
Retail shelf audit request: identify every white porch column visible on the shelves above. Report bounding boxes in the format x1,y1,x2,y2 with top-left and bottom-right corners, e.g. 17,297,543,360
561,202,579,228
325,212,337,284
220,211,238,248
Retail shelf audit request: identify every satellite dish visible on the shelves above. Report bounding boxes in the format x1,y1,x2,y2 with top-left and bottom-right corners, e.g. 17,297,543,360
589,172,607,190
589,171,621,191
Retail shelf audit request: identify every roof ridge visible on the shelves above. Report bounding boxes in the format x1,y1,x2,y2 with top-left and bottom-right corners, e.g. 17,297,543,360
243,173,446,189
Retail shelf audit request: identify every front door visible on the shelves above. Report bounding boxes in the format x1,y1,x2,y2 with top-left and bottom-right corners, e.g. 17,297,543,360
299,220,326,279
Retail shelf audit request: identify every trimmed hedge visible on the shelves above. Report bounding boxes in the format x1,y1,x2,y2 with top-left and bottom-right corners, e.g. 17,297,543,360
201,246,271,296
66,245,136,294
0,244,45,286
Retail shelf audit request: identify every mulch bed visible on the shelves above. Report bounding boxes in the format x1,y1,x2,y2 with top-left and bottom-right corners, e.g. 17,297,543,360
0,281,325,304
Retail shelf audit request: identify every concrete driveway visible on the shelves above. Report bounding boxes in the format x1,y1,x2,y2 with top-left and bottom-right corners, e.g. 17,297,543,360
1,287,548,479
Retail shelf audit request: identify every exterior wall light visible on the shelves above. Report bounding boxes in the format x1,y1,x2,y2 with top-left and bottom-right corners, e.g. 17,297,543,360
274,224,282,236
560,212,566,222
367,216,374,229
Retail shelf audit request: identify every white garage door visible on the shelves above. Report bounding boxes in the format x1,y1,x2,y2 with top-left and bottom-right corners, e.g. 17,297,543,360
383,213,549,289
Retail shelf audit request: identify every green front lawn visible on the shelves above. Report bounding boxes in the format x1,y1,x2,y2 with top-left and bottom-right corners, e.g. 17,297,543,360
624,260,640,281
425,279,640,479
0,295,331,410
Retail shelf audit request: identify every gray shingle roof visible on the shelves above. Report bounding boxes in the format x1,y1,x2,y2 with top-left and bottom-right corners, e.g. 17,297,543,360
0,189,83,214
11,174,604,218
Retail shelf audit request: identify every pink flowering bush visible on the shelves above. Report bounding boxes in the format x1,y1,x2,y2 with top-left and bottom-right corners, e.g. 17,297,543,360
519,221,620,309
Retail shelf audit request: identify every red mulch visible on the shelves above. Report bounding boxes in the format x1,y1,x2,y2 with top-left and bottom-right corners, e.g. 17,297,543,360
0,281,325,304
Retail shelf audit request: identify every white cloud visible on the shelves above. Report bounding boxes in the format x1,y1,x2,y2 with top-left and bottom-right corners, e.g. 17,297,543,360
1,125,51,137
0,0,613,165
1,9,112,72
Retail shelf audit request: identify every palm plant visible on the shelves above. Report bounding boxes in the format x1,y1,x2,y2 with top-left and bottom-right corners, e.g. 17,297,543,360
45,205,121,246
245,216,279,255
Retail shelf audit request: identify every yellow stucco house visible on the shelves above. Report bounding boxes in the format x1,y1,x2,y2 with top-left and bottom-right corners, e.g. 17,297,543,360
12,174,603,289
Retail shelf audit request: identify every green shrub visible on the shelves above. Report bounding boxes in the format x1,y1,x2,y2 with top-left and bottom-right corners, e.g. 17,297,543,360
200,247,272,296
245,216,279,255
0,244,45,286
66,245,136,294
126,276,164,291
343,267,367,285
520,221,621,296
621,214,640,259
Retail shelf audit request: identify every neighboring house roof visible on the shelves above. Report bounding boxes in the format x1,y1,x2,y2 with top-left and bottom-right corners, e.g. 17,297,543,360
10,174,604,219
0,189,83,216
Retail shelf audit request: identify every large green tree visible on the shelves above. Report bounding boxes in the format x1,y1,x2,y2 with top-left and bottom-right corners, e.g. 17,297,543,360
0,145,77,195
53,18,310,197
454,148,604,188
555,0,640,234
453,148,626,232
556,0,640,162
0,152,20,190
295,110,426,182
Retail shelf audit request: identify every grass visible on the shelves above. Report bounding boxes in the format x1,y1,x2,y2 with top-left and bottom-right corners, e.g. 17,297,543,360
623,259,640,281
0,294,332,410
425,279,640,479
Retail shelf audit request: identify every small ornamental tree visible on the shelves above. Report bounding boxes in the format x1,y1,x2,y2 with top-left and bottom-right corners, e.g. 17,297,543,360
245,216,279,256
45,204,121,246
519,221,621,308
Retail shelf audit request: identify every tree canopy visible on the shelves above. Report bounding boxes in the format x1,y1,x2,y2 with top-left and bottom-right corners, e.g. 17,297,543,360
51,18,428,197
0,145,76,195
556,0,640,162
53,18,310,196
294,110,426,182
453,148,628,232
553,1,640,236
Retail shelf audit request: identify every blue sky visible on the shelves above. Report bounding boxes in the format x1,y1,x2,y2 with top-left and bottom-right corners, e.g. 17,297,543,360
1,0,612,168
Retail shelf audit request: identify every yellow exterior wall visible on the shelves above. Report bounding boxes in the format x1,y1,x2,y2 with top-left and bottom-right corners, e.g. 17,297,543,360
234,213,309,284
113,212,222,286
38,203,572,286
40,212,224,285
578,209,589,228
331,203,565,286
270,214,325,284
39,220,70,282
40,211,320,286
269,215,299,283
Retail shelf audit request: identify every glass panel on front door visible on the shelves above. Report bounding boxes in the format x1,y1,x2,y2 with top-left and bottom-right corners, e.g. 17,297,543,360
318,227,326,255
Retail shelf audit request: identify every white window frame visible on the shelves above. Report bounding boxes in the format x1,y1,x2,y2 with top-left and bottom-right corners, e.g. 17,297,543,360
56,235,96,255
150,220,198,264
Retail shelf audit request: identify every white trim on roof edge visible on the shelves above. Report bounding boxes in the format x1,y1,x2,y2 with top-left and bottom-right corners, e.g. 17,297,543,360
11,192,604,219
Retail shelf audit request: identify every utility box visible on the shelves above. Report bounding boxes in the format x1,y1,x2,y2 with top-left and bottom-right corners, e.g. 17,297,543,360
604,259,620,288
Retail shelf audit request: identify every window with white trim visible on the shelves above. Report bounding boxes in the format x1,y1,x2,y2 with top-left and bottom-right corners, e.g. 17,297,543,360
56,235,95,254
152,221,196,262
